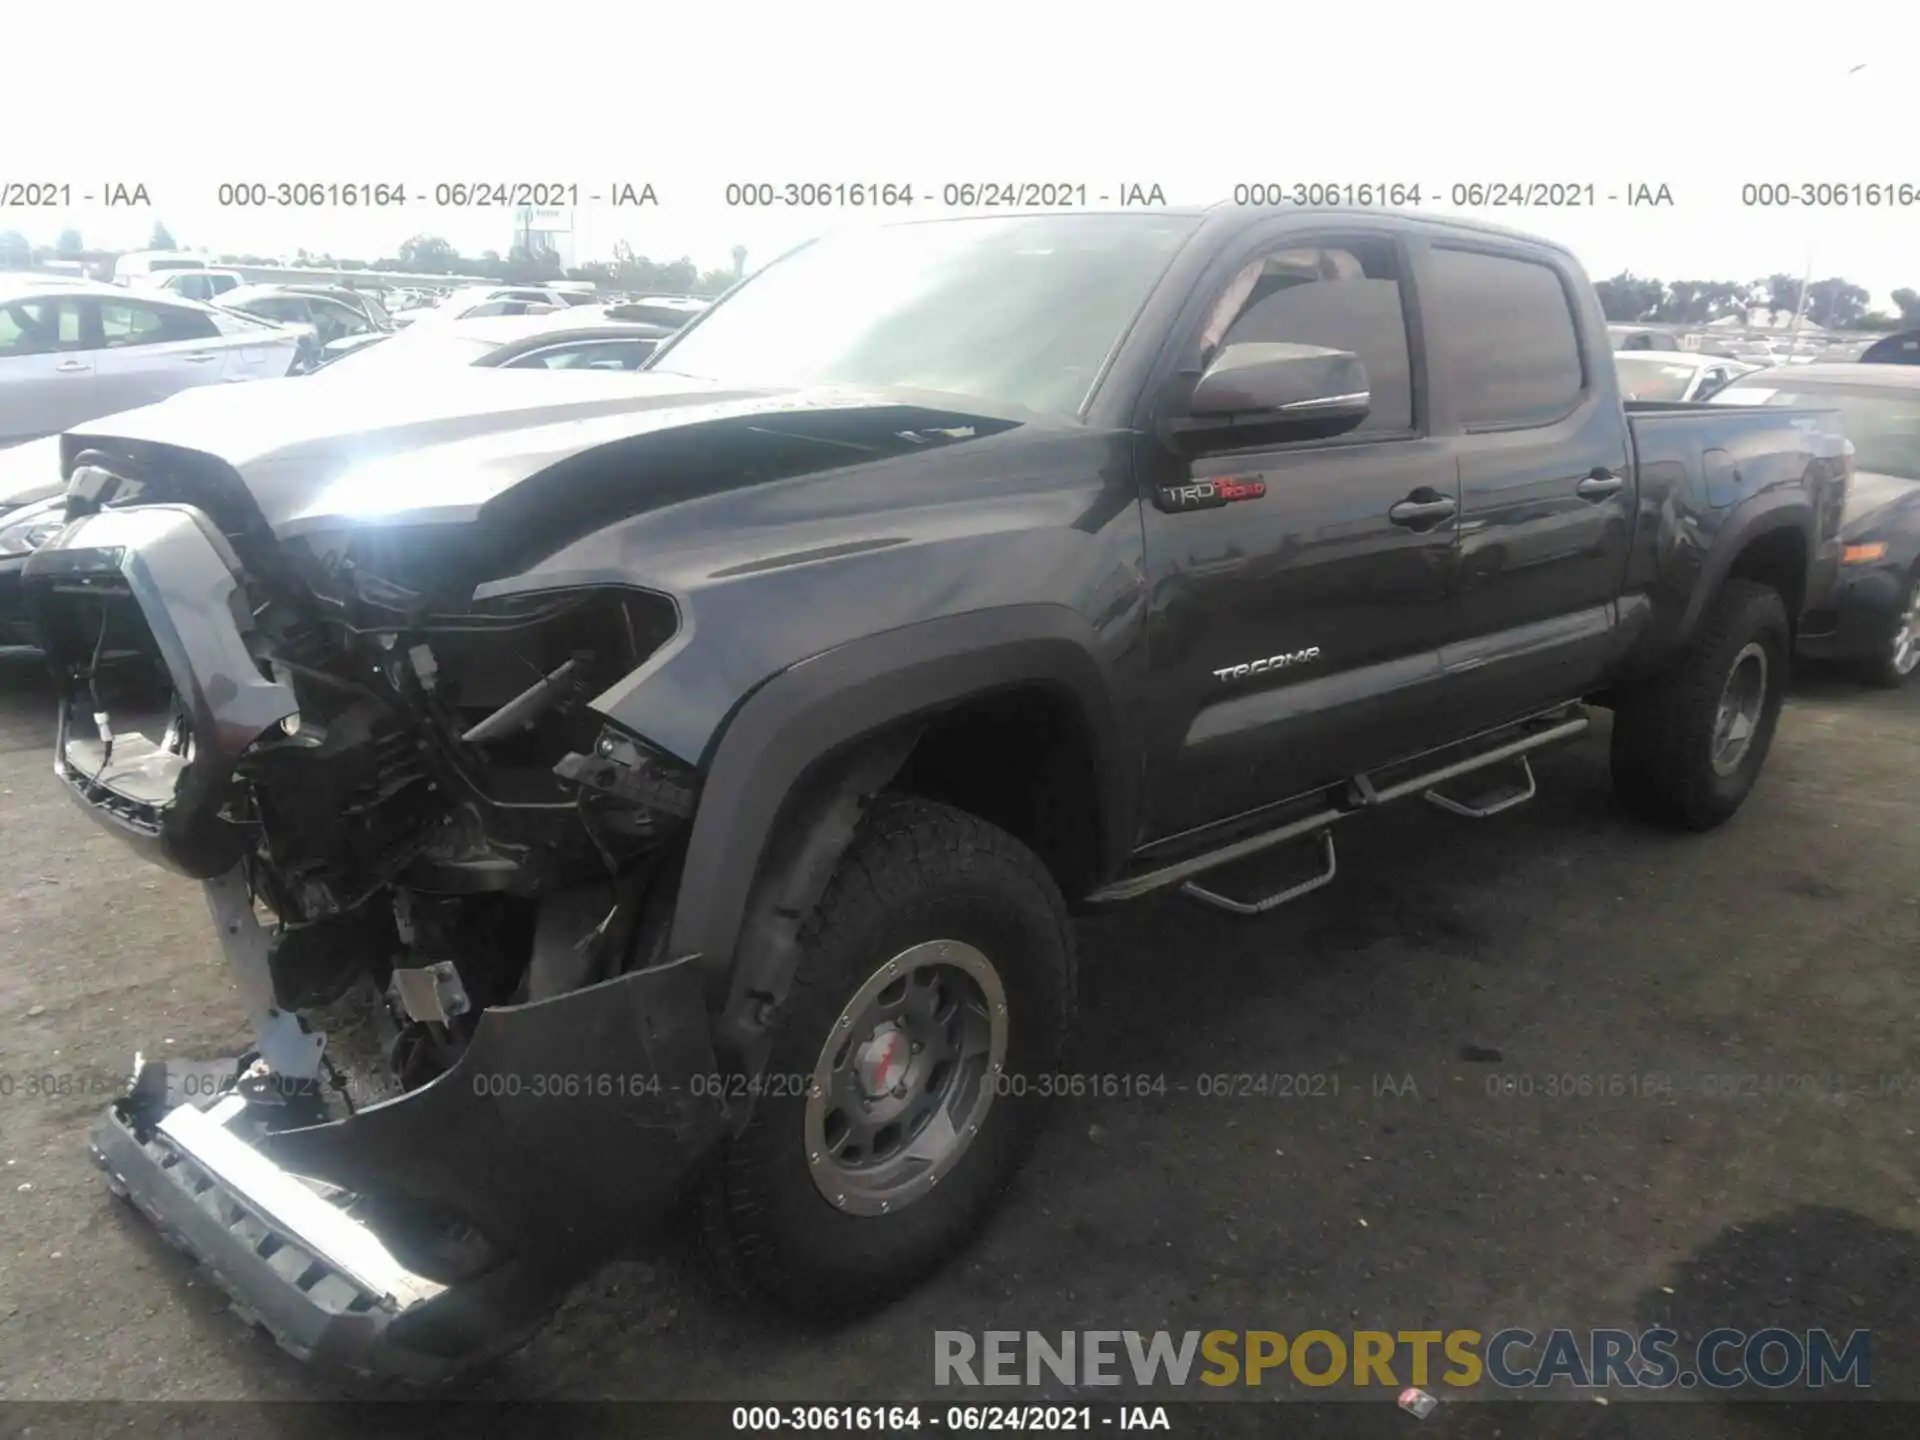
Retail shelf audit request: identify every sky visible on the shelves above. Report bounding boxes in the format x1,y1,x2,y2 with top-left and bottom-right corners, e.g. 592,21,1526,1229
5,2,1918,304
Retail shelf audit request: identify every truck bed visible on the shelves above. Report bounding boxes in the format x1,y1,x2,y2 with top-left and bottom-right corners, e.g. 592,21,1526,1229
1619,400,1849,662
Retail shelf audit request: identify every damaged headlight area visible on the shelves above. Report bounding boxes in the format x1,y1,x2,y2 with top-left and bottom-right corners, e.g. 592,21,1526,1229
28,503,729,1377
230,563,697,1051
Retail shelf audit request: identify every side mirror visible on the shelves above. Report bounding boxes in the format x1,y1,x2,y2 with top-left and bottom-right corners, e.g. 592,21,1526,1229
1173,343,1371,452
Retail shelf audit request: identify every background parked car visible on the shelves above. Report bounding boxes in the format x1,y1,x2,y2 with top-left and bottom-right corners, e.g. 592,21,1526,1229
1861,329,1920,366
1607,324,1683,352
315,309,674,375
109,250,217,286
1712,364,1920,685
390,286,572,328
0,280,303,447
217,284,388,350
605,294,711,327
145,269,247,303
0,435,64,653
1614,351,1759,403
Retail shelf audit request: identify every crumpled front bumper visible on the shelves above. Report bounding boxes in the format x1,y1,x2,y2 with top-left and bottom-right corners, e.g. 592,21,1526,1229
32,497,732,1376
91,953,728,1380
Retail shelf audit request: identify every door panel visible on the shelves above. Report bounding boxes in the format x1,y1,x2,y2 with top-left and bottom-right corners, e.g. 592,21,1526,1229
1139,437,1460,837
1416,244,1632,733
0,297,96,441
0,351,96,443
89,298,231,414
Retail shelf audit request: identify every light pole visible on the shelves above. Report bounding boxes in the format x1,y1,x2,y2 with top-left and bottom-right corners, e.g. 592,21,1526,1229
1784,62,1868,353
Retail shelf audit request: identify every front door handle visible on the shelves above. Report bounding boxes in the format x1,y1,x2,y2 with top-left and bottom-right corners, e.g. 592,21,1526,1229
1388,493,1458,527
1576,469,1624,501
54,359,88,373
181,352,220,364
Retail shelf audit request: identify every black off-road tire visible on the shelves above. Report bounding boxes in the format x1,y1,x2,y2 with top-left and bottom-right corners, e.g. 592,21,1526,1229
702,796,1076,1317
1609,578,1790,831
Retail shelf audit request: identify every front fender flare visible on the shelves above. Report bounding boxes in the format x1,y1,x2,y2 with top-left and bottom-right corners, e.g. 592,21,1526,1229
664,605,1134,979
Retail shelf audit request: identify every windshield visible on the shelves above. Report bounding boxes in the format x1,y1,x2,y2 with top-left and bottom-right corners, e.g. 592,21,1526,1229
1615,355,1701,401
315,330,497,375
1712,384,1920,480
651,213,1202,415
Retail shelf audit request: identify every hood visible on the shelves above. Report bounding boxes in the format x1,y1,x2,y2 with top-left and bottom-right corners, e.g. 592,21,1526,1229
0,436,66,513
1842,468,1920,536
58,367,1032,540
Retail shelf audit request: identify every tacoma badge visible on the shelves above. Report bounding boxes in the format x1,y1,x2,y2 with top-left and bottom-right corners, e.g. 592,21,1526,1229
1213,647,1322,682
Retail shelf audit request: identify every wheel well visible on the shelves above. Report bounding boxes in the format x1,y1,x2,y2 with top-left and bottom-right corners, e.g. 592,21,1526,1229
890,686,1105,899
1727,527,1808,630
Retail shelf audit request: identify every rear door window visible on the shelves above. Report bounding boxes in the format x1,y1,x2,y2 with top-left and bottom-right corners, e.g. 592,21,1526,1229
1424,247,1586,428
98,299,220,347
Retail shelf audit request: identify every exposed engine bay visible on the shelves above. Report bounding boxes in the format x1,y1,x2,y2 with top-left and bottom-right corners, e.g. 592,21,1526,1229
33,446,701,1101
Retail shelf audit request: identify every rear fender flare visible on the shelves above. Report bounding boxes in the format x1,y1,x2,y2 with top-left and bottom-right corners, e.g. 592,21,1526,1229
1674,493,1814,644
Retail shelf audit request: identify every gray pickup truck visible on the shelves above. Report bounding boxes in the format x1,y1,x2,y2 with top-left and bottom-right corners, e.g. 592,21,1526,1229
19,205,1849,1378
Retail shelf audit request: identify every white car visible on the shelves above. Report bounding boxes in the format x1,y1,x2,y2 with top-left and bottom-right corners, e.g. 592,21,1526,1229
1614,351,1760,404
390,285,569,328
146,269,248,303
0,280,304,446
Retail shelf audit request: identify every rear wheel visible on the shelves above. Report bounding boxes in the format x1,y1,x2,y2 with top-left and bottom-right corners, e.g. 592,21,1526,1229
1856,569,1920,689
1610,579,1790,830
703,797,1075,1316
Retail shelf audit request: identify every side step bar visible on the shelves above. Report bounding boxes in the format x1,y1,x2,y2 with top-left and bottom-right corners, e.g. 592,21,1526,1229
1349,715,1587,808
1087,709,1589,912
1182,829,1338,916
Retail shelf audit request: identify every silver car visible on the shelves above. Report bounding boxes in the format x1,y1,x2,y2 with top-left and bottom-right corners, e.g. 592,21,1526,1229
0,280,303,446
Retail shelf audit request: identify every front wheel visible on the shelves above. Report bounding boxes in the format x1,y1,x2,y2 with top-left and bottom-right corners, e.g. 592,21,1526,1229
703,797,1076,1316
1610,578,1790,831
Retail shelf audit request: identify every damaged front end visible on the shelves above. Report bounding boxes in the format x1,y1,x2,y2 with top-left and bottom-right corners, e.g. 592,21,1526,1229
22,451,728,1378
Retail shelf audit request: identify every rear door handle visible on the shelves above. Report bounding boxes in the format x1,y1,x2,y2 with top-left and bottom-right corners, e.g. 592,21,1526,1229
54,359,88,373
1576,470,1623,500
181,352,220,364
1388,494,1458,527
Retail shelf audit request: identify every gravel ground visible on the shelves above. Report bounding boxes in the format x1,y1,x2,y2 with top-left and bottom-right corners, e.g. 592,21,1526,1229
1,655,1917,1438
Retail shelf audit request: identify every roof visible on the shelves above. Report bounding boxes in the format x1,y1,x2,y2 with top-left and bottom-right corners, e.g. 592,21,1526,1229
0,277,208,305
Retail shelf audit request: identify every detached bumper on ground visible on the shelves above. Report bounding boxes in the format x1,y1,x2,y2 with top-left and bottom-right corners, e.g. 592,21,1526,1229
90,955,728,1380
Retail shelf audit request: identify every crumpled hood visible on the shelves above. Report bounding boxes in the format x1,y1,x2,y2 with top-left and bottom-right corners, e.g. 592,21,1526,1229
59,368,1024,539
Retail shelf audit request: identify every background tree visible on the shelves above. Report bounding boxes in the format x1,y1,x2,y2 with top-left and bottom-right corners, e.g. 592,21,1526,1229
1892,288,1920,326
0,230,30,268
398,234,461,273
731,244,748,278
148,221,177,250
54,227,83,254
1593,271,1665,322
1762,272,1803,324
1804,277,1871,329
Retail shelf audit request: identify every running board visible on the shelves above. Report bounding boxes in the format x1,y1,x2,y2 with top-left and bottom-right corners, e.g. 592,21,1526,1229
1180,829,1338,916
1349,713,1588,809
1088,708,1590,908
1424,756,1538,818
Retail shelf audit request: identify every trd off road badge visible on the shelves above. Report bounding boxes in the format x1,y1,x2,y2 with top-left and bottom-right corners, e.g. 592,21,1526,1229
1155,476,1267,513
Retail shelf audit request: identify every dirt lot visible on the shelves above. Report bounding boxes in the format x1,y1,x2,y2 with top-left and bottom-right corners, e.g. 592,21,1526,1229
1,654,1917,1436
